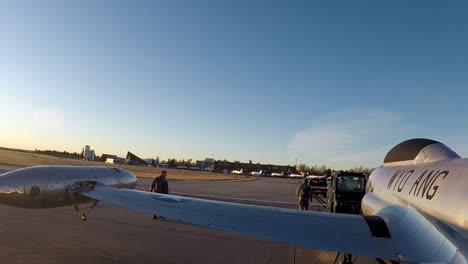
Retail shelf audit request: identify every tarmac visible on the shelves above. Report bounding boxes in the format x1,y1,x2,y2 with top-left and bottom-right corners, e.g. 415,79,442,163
0,165,378,264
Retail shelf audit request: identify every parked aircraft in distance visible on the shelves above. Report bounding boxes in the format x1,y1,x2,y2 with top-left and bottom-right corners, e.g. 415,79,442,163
307,175,325,179
231,168,243,175
0,138,467,263
250,170,263,176
270,172,284,177
289,173,304,178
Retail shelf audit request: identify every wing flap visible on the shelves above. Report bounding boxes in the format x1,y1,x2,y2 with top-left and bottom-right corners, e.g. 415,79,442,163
81,186,398,260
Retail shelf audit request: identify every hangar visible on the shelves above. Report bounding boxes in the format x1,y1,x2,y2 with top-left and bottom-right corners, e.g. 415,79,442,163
125,151,149,166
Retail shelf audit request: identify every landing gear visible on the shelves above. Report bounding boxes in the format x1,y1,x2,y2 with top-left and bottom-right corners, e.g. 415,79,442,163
342,253,353,264
66,181,99,222
78,200,99,222
332,252,340,264
332,253,354,264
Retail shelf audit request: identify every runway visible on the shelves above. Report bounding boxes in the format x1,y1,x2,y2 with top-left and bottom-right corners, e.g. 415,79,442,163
0,164,21,174
0,165,378,264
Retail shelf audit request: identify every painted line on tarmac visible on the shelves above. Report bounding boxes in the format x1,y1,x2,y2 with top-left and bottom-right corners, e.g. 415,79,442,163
312,194,327,205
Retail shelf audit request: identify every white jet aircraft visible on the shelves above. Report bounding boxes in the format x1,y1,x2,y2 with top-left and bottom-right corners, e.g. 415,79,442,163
250,170,263,176
289,172,304,178
231,168,243,175
270,172,284,177
0,138,467,263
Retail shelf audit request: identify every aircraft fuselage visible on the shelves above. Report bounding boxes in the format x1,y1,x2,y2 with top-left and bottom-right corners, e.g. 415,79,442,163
363,158,468,239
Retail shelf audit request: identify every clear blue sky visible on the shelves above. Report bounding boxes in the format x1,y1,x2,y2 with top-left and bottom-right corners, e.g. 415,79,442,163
1,0,468,169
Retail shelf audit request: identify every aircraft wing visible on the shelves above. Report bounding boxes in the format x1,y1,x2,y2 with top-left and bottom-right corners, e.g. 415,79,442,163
80,186,398,261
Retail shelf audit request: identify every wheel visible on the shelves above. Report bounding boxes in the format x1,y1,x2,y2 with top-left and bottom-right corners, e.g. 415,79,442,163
81,214,87,221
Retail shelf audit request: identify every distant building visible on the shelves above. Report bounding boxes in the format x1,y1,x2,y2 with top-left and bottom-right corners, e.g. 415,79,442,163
126,151,149,166
100,154,118,162
100,153,124,164
105,157,125,164
143,159,156,167
82,145,95,161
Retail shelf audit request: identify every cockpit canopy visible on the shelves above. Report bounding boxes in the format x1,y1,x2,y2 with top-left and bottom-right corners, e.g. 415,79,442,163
383,138,460,167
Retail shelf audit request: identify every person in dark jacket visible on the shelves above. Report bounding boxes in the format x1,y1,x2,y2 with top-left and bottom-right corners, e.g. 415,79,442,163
150,171,169,219
151,171,169,194
296,177,311,210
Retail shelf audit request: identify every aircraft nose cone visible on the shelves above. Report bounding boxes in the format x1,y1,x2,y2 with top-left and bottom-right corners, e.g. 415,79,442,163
0,173,25,206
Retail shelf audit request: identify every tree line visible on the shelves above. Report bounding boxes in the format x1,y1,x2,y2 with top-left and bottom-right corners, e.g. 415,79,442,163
34,149,84,159
161,158,195,167
296,164,374,175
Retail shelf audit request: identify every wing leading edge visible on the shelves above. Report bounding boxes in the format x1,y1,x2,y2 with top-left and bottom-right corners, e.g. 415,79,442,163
80,186,398,260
